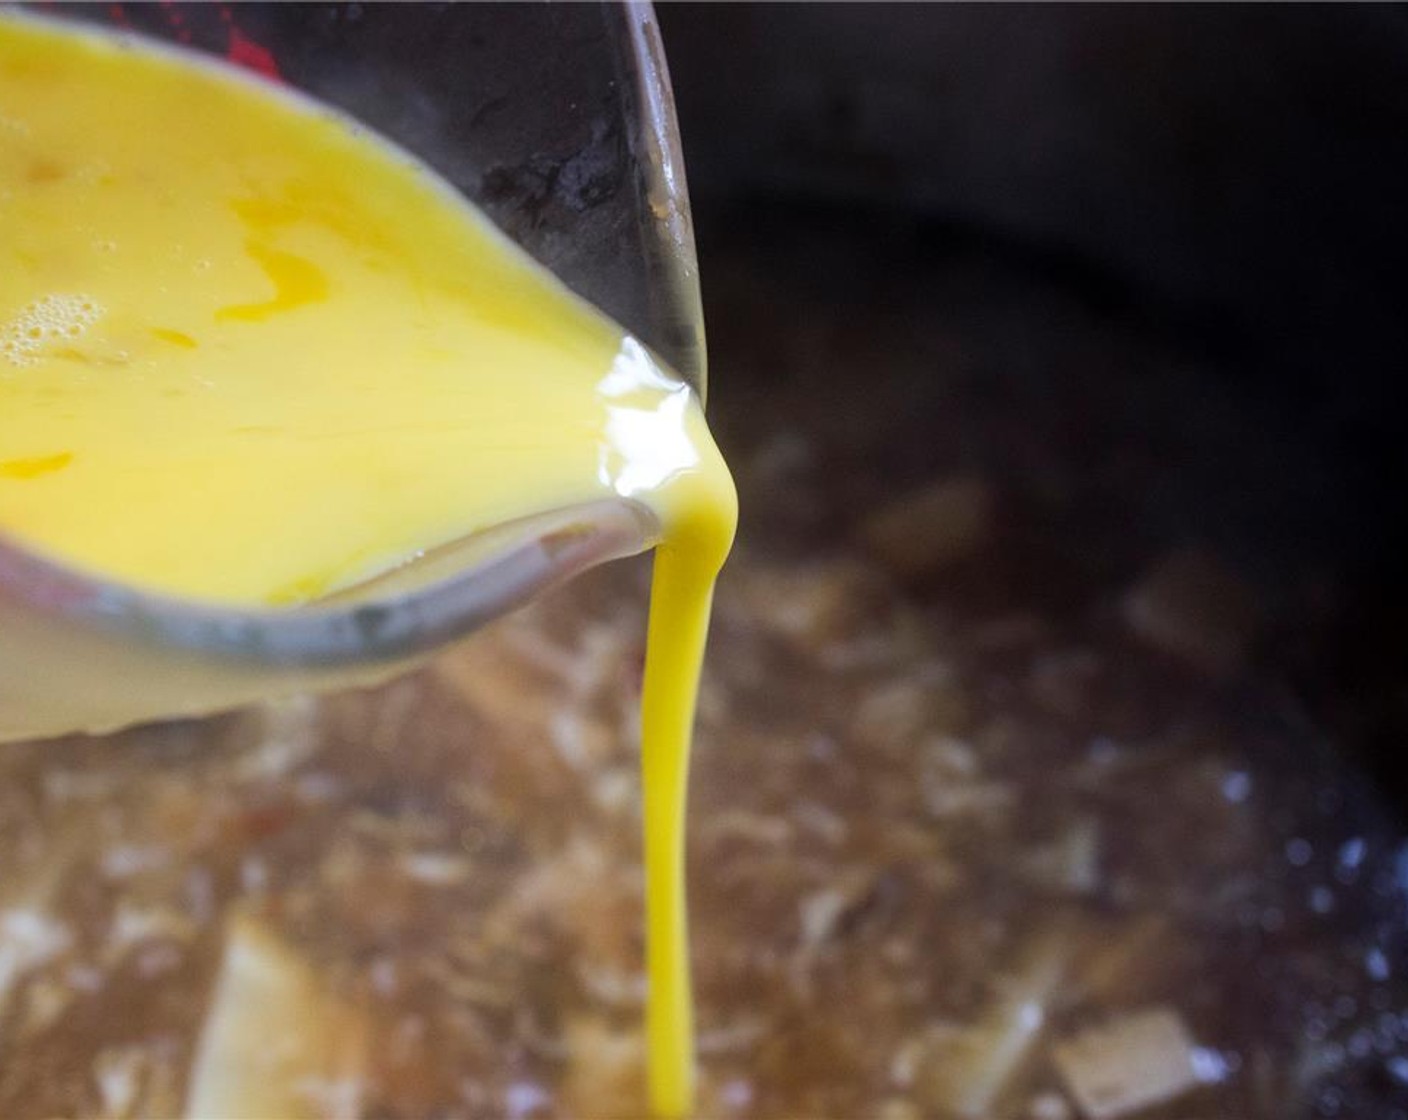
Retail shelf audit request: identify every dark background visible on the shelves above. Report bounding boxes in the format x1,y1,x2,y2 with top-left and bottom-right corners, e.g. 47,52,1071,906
657,4,1408,805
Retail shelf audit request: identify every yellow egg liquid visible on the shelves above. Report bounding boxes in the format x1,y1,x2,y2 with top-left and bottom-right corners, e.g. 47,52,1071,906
0,16,734,1117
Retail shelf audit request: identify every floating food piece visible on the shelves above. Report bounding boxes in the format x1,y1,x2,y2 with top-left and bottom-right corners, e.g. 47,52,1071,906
0,829,84,1037
561,1017,644,1118
1122,548,1260,676
184,913,367,1120
922,920,1077,1118
852,665,970,753
0,908,71,1036
1052,1006,1200,1119
738,559,880,645
858,476,996,581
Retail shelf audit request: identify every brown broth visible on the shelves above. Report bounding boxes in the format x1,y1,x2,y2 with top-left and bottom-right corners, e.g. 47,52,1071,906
2,224,1407,1120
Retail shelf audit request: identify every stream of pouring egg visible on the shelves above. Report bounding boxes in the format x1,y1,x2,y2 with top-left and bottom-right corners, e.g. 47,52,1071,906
0,17,734,1116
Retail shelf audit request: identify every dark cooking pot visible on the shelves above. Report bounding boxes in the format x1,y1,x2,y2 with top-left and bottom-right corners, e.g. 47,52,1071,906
1,5,1407,1118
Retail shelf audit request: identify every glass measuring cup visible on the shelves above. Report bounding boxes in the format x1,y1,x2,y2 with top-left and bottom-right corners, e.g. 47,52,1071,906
0,1,704,740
